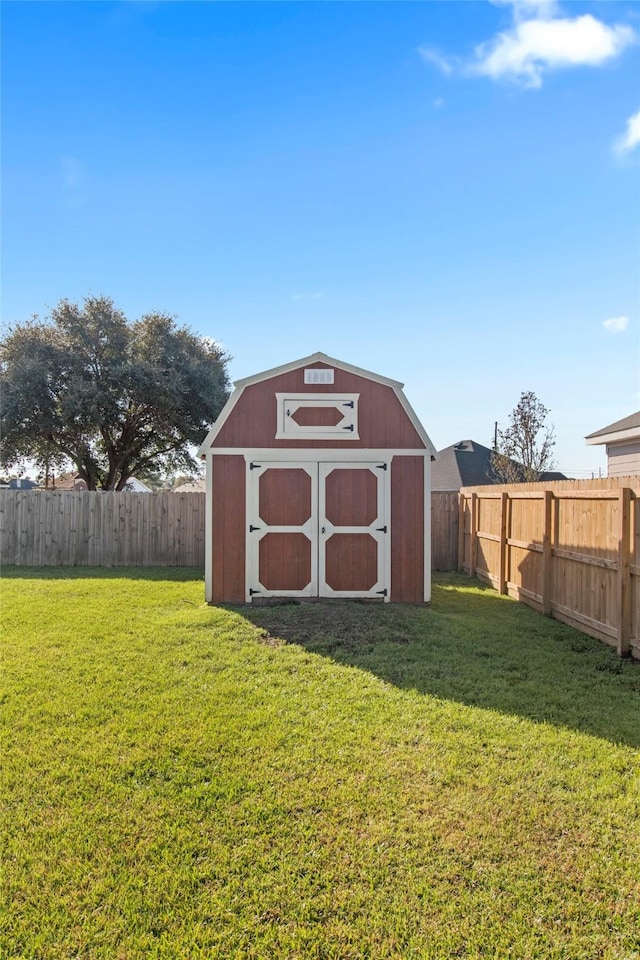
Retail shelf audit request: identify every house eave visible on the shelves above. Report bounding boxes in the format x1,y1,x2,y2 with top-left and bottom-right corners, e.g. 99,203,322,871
585,426,640,447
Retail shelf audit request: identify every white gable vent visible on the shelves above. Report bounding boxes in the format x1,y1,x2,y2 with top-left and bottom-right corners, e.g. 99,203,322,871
304,368,334,384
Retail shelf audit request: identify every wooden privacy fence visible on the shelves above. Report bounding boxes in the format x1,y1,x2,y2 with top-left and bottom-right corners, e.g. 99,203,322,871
458,477,640,659
431,492,459,571
0,491,206,568
1,490,459,573
4,484,638,659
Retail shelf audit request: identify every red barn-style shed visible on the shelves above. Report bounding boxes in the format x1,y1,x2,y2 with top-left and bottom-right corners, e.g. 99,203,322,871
199,353,436,604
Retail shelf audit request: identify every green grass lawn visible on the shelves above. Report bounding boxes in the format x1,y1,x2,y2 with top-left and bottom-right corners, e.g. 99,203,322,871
1,569,639,960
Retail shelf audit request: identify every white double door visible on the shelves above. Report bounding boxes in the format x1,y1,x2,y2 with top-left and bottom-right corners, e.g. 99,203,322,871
246,460,389,600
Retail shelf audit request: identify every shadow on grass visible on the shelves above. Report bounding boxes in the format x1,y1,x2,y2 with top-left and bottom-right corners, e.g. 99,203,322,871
237,573,640,749
0,566,204,582
4,567,638,748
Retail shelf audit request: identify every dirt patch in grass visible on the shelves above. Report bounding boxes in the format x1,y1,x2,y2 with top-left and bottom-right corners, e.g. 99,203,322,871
250,600,415,652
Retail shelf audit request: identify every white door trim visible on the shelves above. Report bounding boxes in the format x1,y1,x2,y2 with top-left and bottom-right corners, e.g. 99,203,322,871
245,458,391,602
318,461,389,600
245,461,318,601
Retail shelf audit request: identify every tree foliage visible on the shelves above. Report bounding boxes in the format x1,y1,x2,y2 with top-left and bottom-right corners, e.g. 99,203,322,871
491,391,556,483
0,296,230,490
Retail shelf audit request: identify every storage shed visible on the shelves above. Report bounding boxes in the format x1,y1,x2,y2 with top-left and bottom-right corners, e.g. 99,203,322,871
198,352,436,604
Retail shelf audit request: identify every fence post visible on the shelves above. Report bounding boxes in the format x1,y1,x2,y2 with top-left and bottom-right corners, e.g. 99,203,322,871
617,487,632,657
457,493,465,572
542,489,553,616
470,493,478,579
499,492,508,594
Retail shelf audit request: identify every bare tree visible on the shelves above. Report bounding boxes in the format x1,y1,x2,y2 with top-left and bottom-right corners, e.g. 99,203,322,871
491,391,556,483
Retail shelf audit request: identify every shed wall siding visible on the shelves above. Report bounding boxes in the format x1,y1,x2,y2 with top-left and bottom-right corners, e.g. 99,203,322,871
212,364,424,450
391,456,425,602
607,441,640,478
212,455,245,603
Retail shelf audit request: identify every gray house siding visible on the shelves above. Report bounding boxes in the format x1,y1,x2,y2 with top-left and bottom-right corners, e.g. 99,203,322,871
607,441,640,477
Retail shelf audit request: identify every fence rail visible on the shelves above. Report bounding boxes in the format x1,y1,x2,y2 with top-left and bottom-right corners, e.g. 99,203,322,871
458,477,640,659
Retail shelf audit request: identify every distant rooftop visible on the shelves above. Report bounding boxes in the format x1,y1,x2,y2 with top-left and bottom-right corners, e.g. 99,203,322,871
585,411,640,441
432,439,566,491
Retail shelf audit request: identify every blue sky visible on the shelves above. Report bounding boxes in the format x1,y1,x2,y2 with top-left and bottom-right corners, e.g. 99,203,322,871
2,0,639,476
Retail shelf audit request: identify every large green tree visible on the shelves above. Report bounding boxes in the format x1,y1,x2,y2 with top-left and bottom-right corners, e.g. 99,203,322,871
0,296,230,490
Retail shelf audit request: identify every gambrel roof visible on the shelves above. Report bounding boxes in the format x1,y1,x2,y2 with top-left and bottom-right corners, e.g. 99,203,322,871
198,352,436,456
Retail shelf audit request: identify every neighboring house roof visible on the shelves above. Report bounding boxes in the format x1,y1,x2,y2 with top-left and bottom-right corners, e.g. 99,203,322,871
173,479,206,493
52,473,88,491
540,471,568,481
50,474,153,491
432,439,567,491
585,411,640,446
6,477,40,490
124,477,153,493
432,440,498,491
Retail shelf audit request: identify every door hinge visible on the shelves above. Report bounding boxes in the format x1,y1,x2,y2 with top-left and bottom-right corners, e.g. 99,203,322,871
376,463,388,471
342,400,354,408
376,588,388,596
249,524,261,532
376,525,387,533
342,424,354,431
249,462,261,470
249,588,261,596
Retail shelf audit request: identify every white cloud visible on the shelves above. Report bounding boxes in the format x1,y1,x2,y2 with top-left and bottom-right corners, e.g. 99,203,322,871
473,14,636,88
419,47,455,76
602,316,629,333
421,3,636,89
614,110,640,155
